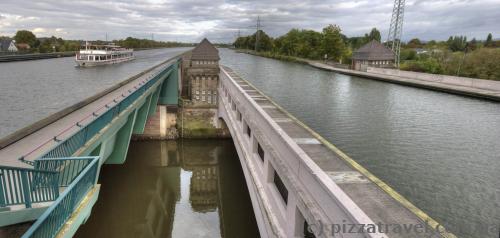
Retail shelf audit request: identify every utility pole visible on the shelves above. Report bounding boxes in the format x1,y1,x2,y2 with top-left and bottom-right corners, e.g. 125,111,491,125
386,0,406,68
457,43,469,76
234,29,241,47
255,16,262,52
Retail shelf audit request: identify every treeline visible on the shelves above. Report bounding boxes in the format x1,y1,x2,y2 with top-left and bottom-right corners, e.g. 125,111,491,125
113,37,193,49
400,33,500,80
234,26,388,64
2,30,192,54
234,26,500,80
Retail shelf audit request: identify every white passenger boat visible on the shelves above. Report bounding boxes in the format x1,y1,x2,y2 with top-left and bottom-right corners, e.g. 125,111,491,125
75,42,134,67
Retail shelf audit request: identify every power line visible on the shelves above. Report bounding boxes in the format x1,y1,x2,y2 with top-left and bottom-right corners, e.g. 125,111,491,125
386,0,406,68
248,16,264,51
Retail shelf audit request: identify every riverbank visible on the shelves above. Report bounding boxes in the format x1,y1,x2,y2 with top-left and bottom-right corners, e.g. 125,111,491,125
0,52,75,62
234,49,500,102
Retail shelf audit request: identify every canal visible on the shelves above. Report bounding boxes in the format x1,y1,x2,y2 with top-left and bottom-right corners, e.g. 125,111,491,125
1,48,499,237
219,49,500,238
75,139,259,238
0,47,190,138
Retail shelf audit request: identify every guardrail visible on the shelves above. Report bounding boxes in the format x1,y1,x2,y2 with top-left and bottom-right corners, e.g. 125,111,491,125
22,156,99,238
0,166,58,208
17,62,174,162
35,157,93,187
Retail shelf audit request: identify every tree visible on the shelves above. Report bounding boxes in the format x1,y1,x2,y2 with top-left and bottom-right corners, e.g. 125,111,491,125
407,38,422,48
364,28,381,42
14,30,37,47
485,33,493,47
468,38,478,51
320,24,347,62
447,36,467,52
253,30,273,52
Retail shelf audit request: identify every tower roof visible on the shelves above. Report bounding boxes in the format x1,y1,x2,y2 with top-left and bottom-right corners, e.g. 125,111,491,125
191,38,220,61
352,40,395,61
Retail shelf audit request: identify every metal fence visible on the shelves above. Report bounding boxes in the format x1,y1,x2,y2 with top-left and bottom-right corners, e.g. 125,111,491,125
0,166,58,208
39,64,171,160
21,156,99,238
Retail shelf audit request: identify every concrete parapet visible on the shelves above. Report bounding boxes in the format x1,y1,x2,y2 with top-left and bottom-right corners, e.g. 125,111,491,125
367,67,500,91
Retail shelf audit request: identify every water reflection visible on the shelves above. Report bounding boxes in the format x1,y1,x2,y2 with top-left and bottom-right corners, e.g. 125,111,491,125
75,139,259,238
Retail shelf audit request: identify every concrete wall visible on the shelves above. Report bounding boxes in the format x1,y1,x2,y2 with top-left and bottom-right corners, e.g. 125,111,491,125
218,68,383,238
367,67,500,91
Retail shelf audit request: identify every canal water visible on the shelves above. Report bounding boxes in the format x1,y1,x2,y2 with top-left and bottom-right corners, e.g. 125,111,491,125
75,139,259,238
0,47,190,138
219,49,500,238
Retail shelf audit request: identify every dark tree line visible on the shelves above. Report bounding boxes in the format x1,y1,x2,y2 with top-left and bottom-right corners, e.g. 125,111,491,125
3,30,192,53
234,25,374,63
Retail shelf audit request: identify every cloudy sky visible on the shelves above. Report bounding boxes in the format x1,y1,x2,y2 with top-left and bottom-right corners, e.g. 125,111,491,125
0,0,499,43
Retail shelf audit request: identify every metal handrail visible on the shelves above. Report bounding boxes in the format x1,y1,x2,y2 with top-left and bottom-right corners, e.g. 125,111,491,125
18,62,174,162
35,157,95,187
21,156,99,238
27,64,172,161
0,166,58,208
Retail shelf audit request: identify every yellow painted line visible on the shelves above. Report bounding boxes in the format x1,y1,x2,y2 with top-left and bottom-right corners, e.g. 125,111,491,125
226,67,456,238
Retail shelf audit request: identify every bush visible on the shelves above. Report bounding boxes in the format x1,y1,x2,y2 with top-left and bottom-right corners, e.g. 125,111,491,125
401,58,443,74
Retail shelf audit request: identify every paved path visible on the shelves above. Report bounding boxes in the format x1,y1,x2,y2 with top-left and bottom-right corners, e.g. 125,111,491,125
308,62,500,101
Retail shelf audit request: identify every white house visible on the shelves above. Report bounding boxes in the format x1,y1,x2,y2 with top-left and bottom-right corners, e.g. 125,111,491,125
0,39,18,52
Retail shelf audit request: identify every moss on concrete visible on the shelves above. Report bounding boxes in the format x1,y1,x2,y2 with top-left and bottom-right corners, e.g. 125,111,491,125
178,108,230,139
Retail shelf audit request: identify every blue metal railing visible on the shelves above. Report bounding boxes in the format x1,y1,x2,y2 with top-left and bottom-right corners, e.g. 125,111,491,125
0,61,177,237
38,65,172,160
34,157,93,187
0,166,58,208
22,156,99,238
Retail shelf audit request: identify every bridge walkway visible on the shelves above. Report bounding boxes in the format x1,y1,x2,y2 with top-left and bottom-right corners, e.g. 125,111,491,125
220,66,454,237
0,63,169,168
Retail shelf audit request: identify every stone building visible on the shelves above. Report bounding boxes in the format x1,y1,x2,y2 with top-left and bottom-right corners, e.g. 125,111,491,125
182,38,220,107
352,40,395,71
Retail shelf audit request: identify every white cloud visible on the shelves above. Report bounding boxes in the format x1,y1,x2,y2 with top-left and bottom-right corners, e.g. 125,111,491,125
0,0,499,42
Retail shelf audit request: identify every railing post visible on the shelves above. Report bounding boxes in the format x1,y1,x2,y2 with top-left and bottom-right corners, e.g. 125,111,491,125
0,172,6,207
21,171,32,208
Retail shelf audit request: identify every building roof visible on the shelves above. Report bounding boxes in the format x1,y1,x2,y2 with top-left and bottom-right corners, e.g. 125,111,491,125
0,39,14,51
352,40,394,61
191,38,220,61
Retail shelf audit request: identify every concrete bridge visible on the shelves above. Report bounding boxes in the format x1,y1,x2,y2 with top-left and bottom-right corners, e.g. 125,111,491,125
0,53,455,237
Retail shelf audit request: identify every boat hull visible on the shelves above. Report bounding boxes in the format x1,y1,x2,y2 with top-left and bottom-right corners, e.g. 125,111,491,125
75,56,135,67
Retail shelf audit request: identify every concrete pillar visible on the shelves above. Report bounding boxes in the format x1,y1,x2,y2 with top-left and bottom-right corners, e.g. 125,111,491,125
133,94,153,134
106,109,137,164
148,85,162,118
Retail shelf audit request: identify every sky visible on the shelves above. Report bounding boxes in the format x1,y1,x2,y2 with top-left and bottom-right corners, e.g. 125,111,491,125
0,0,499,43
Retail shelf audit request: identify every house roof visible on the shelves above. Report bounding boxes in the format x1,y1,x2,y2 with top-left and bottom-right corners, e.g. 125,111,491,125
352,40,395,61
0,39,14,51
191,38,220,61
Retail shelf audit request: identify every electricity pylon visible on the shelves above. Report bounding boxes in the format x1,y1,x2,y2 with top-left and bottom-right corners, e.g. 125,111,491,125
387,0,406,68
248,16,264,51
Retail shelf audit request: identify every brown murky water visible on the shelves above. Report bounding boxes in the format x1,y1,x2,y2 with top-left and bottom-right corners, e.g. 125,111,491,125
75,139,259,238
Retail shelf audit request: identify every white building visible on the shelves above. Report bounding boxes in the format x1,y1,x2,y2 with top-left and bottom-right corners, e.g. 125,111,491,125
0,39,18,52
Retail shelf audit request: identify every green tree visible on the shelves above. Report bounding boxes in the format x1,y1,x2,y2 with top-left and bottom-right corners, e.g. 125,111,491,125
485,33,493,47
364,28,381,42
407,38,422,48
14,30,37,47
447,36,467,52
320,24,347,62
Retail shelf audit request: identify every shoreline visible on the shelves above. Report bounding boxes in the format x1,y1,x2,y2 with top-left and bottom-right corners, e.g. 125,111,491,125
234,49,500,102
